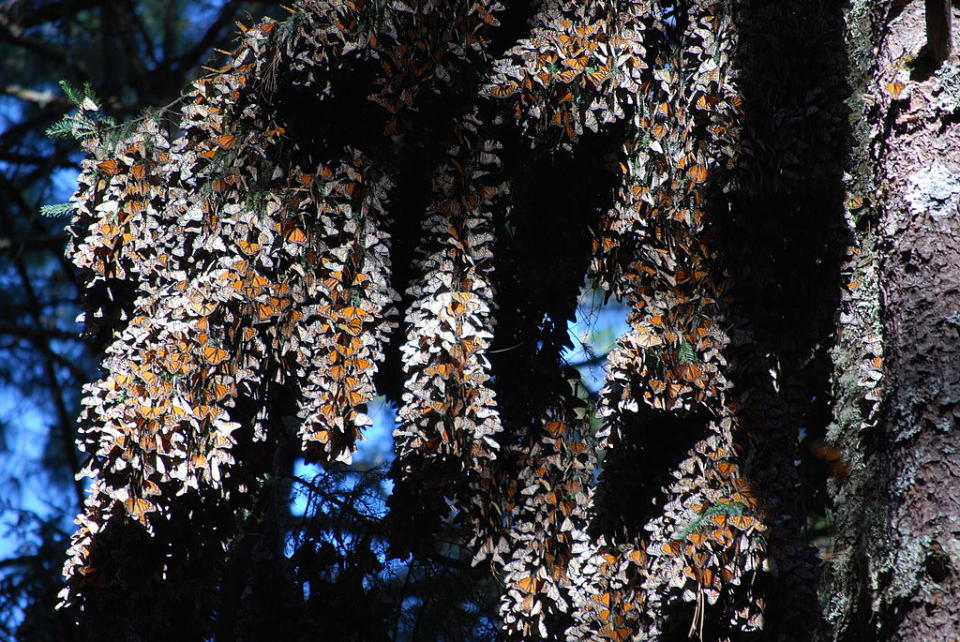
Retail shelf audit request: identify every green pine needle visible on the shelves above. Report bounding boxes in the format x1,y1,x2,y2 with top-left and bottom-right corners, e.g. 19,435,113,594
678,340,697,363
40,202,75,217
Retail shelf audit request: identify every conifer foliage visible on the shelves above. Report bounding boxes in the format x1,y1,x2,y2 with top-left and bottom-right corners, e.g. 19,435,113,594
60,0,779,638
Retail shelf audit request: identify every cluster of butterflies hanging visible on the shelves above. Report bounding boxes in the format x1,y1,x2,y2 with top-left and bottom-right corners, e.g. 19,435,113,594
60,0,770,638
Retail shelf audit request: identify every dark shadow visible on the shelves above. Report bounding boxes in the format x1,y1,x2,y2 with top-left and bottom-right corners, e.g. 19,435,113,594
908,43,942,81
589,408,709,543
489,121,622,432
713,0,855,636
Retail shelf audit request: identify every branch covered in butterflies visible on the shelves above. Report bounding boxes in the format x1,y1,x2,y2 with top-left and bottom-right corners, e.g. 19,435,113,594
57,1,774,638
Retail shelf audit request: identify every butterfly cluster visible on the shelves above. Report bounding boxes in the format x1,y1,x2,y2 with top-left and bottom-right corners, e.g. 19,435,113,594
560,1,768,636
61,0,776,638
484,0,643,146
62,3,401,603
392,110,505,541
494,372,596,639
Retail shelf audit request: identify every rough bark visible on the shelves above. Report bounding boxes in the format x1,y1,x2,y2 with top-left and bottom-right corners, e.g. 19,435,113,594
825,1,960,639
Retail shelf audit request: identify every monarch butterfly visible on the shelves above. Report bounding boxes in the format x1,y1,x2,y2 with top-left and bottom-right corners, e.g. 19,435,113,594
585,67,611,86
709,526,734,545
426,363,454,378
628,549,647,565
695,94,717,111
347,357,372,371
334,338,362,357
139,404,164,419
696,567,716,587
98,223,119,237
715,460,737,478
545,421,565,436
662,540,682,556
124,497,154,518
97,159,123,175
237,240,261,255
729,515,758,532
516,576,538,593
536,50,558,66
141,479,161,496
256,302,277,319
285,227,307,244
687,165,709,183
190,299,219,317
473,4,498,25
202,346,229,364
447,291,476,316
885,81,905,98
709,513,728,527
340,306,368,320
345,389,366,406
845,196,865,210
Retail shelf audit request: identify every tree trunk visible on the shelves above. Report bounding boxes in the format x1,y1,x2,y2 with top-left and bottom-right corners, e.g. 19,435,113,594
825,1,960,638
